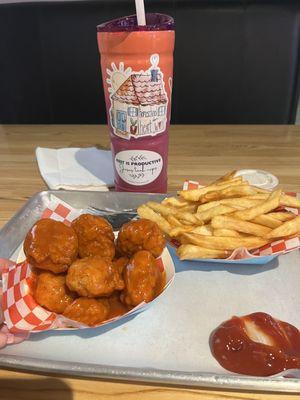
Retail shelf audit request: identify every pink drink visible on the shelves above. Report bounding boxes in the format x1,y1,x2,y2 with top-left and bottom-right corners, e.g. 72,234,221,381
97,14,175,193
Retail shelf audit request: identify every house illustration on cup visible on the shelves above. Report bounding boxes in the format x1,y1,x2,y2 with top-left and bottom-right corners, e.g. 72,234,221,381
110,54,168,139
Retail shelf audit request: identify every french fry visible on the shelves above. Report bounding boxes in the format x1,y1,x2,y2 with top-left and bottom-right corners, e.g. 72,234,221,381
170,226,194,237
199,185,256,204
170,224,213,237
245,194,269,200
213,229,243,238
212,177,244,187
267,212,296,222
255,187,271,194
216,177,243,186
137,205,171,235
161,197,190,208
177,227,214,243
242,188,300,208
146,201,177,217
266,216,300,239
196,200,223,213
249,192,300,209
196,197,262,213
211,170,237,185
178,178,245,202
280,194,300,209
251,214,282,229
232,189,282,221
220,198,263,209
179,204,199,213
178,234,196,245
196,204,237,223
177,244,229,260
191,225,213,235
146,201,200,224
176,219,198,226
211,215,271,237
167,215,185,227
182,232,269,250
176,212,200,225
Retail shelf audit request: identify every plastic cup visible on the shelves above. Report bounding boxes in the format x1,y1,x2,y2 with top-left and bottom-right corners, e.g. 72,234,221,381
97,13,175,193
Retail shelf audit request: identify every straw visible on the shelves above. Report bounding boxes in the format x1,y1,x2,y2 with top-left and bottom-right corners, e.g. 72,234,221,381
135,0,146,25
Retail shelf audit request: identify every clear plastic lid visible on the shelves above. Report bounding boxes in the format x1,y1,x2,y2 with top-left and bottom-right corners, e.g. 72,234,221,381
235,169,279,190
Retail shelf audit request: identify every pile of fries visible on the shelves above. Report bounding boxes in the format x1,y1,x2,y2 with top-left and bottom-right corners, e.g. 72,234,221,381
137,171,300,260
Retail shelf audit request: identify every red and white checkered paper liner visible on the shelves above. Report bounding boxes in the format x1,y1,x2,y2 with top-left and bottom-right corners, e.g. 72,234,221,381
182,180,300,261
1,195,175,333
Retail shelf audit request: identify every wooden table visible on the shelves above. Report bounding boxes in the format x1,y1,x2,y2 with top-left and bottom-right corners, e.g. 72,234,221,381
0,124,300,400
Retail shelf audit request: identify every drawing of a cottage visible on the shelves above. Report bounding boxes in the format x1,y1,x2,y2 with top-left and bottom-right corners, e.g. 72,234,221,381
110,69,168,139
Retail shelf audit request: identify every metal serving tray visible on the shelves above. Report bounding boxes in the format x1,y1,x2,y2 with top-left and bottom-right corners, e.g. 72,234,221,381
0,190,300,393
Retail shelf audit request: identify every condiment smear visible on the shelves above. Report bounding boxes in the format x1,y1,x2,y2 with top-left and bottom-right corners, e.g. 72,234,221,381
210,312,300,376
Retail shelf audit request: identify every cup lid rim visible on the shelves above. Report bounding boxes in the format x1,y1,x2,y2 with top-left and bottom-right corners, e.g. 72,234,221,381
97,13,175,33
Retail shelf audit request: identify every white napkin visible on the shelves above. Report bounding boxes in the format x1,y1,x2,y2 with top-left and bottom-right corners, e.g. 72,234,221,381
36,147,114,191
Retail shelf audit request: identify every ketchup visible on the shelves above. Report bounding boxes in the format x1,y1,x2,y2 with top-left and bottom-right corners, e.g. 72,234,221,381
210,312,300,376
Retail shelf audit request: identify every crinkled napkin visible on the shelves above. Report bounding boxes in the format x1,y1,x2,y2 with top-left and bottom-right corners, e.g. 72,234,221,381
36,147,114,191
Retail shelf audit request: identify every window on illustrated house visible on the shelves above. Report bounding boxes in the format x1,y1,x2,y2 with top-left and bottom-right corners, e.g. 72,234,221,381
158,106,166,116
128,107,138,117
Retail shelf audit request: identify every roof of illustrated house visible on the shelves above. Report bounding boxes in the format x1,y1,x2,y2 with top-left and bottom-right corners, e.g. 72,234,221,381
111,72,167,106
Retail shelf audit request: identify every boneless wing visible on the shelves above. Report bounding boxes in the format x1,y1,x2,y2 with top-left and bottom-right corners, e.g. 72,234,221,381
72,214,115,259
24,219,78,274
66,256,124,297
34,271,76,313
117,219,165,258
63,298,109,326
121,250,163,306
